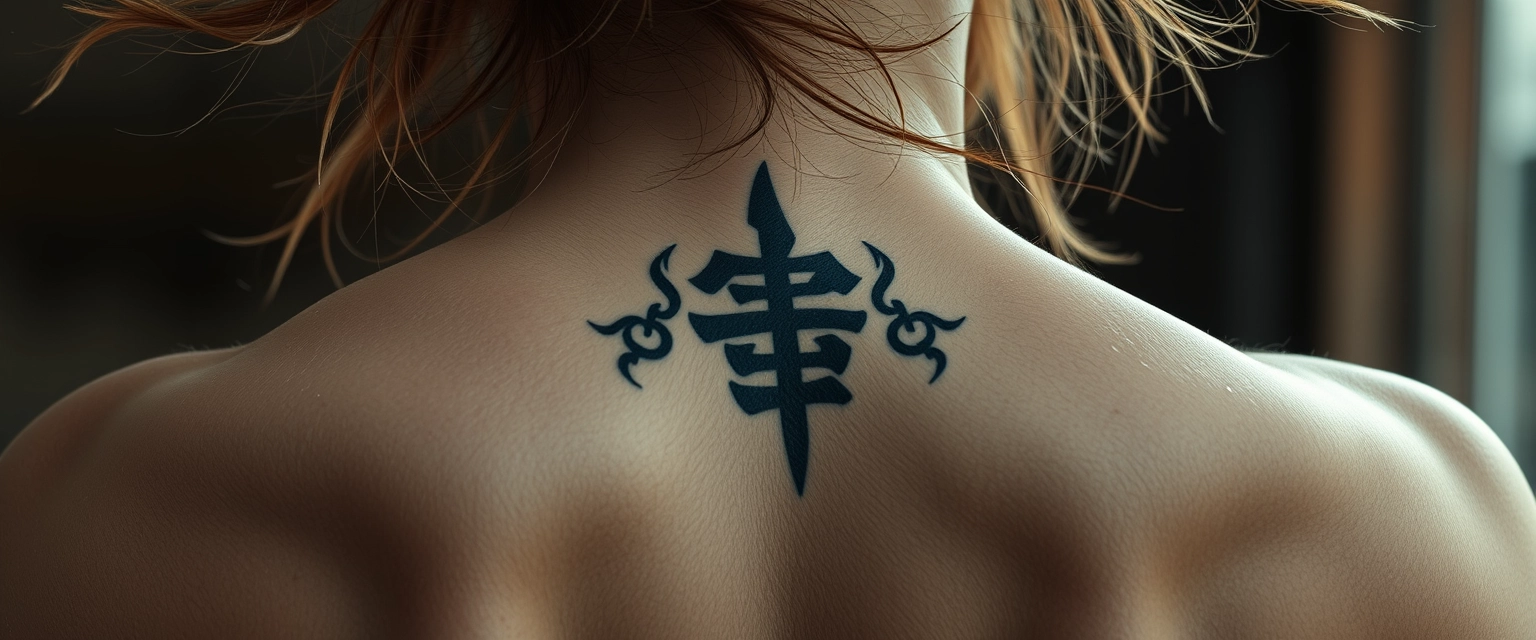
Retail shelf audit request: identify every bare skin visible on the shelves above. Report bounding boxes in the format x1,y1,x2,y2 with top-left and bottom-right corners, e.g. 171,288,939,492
3,1,1534,637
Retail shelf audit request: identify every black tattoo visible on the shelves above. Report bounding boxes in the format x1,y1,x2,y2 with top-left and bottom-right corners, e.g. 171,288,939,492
863,241,965,383
688,162,867,496
588,244,681,388
585,162,968,497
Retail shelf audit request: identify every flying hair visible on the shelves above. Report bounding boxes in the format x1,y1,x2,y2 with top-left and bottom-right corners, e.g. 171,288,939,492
31,0,1397,302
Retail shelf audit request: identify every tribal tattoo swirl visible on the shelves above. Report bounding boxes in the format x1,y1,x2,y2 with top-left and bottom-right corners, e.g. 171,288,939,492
588,244,681,388
862,241,966,384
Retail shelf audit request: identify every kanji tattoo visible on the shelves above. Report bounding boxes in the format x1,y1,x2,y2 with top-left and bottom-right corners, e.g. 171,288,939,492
586,162,969,498
688,163,868,496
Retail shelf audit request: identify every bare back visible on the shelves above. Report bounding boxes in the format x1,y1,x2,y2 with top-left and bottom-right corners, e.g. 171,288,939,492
4,158,1533,638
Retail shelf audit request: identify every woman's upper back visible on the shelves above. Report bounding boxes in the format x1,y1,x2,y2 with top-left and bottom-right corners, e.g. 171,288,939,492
4,159,1533,637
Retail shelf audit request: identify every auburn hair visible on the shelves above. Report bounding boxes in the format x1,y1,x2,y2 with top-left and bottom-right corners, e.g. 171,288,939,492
32,0,1393,301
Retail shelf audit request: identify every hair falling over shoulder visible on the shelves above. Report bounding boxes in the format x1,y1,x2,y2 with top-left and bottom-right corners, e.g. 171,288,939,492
32,0,1397,301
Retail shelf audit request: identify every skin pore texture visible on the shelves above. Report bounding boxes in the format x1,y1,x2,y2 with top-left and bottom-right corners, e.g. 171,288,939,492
2,0,1535,637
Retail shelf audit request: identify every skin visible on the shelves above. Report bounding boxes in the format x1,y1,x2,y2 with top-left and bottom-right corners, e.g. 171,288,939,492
2,1,1534,637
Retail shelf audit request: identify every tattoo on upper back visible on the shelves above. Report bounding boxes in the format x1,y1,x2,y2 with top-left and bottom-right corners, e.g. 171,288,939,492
587,244,680,388
587,161,967,496
686,164,867,496
863,242,966,383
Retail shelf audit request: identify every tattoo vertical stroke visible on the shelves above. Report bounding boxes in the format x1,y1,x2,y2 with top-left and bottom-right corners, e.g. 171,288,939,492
688,163,867,496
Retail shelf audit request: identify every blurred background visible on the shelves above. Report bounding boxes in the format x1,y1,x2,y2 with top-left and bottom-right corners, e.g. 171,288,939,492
0,0,1531,486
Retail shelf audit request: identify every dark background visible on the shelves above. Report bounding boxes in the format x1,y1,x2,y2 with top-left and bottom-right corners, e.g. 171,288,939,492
0,1,1494,457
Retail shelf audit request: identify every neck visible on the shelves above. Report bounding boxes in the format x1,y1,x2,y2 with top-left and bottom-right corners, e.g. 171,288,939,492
492,1,981,243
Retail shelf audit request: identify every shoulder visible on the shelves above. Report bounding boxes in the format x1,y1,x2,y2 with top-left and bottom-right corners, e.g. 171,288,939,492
1187,351,1536,636
0,347,401,637
0,260,587,636
1251,351,1536,535
0,347,238,507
